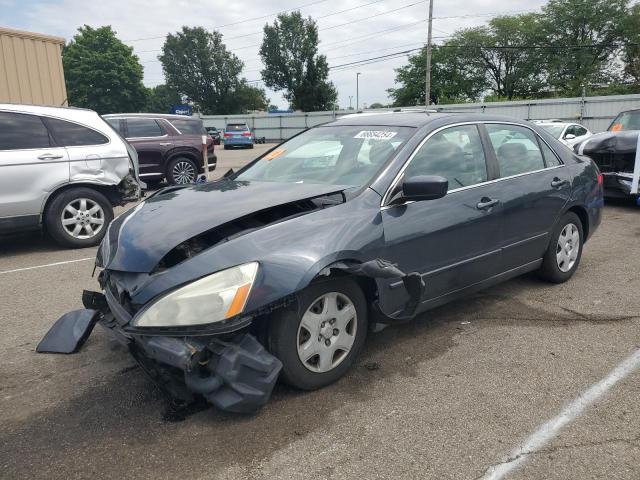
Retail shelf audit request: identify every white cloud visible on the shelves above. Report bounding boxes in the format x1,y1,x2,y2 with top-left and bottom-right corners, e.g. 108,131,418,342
7,0,549,109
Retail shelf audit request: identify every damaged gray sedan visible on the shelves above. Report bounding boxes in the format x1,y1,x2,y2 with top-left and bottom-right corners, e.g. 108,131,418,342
39,112,603,413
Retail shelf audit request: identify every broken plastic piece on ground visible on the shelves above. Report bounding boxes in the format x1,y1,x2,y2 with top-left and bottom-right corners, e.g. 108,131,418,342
36,309,100,354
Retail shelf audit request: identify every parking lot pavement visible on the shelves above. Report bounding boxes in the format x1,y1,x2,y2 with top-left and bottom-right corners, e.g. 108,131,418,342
209,142,277,180
1,199,639,479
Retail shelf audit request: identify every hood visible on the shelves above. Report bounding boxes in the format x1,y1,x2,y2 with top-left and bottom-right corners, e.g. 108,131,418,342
99,180,348,273
575,130,640,155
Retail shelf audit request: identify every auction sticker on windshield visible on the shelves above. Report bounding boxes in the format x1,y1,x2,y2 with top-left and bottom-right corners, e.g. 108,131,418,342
354,131,398,140
265,148,286,161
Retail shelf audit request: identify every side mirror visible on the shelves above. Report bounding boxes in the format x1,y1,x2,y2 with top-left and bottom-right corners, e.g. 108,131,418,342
399,175,448,203
564,133,576,140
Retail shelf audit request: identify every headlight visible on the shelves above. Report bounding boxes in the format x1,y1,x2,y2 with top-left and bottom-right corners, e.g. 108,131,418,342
132,262,259,328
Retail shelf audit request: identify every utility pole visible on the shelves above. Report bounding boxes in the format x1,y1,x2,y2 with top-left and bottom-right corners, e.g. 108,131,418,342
356,72,361,111
425,0,434,107
349,95,353,110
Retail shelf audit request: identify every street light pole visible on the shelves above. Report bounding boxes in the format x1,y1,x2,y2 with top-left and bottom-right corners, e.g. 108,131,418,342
356,72,361,111
425,0,434,107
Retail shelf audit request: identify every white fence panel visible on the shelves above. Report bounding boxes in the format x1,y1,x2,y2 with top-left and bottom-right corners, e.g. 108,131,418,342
199,94,640,141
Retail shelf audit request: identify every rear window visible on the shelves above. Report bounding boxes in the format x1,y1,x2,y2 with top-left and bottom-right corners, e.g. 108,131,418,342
0,112,52,150
609,110,640,131
170,118,207,135
227,124,249,132
45,117,109,147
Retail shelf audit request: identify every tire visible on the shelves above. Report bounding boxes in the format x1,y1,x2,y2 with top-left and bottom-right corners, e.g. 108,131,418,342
248,144,254,149
537,212,584,283
268,277,368,390
166,157,198,185
45,187,113,248
223,145,229,150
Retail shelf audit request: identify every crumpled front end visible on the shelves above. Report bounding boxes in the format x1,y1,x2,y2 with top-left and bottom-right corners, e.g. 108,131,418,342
44,284,283,414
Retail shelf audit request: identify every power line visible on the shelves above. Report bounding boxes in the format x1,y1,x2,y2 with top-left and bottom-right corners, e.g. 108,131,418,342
223,0,389,41
123,0,333,42
229,0,428,52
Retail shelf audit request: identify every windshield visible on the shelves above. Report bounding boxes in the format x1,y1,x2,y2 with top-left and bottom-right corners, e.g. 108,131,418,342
236,125,414,187
609,111,640,131
539,124,565,138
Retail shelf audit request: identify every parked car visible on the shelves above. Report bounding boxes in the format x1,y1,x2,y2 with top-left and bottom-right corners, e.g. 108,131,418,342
535,120,592,147
206,126,221,145
40,112,603,413
0,104,142,247
223,122,254,149
103,114,216,185
573,108,640,199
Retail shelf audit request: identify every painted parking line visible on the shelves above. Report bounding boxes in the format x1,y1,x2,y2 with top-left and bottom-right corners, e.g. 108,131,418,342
0,257,93,275
481,347,640,480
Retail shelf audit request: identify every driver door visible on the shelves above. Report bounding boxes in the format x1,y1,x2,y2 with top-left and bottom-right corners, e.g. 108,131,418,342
378,124,504,317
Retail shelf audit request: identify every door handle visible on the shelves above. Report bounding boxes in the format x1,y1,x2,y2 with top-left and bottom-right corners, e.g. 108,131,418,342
159,142,173,146
476,197,500,211
551,177,568,188
37,153,63,160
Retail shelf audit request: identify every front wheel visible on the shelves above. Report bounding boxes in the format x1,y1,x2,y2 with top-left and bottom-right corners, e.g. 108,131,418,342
268,278,367,390
537,212,584,283
45,187,113,248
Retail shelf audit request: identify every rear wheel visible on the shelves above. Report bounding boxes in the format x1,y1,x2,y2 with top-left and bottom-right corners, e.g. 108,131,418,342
166,157,197,185
538,212,583,283
45,187,113,248
268,278,367,390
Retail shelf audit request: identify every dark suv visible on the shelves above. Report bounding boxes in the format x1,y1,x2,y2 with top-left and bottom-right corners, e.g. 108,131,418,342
104,114,216,185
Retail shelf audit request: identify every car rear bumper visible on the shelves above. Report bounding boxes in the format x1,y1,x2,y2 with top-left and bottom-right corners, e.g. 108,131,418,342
225,137,253,146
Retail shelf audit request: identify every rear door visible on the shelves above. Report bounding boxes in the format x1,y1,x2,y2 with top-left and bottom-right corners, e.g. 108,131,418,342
43,116,115,180
484,123,571,269
123,118,171,177
379,123,504,316
0,111,69,228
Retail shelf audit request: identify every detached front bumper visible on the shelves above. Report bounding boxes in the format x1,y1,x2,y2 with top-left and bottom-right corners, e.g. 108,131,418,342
38,290,282,414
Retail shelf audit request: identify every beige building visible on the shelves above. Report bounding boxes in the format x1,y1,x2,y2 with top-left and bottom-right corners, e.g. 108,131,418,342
0,27,67,106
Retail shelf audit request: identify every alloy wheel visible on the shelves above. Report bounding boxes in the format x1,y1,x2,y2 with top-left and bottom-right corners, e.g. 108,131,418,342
172,161,196,184
297,292,358,373
556,223,580,272
60,198,105,240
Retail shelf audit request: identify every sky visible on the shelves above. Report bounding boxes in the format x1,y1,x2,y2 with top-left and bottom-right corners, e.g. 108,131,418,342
1,0,550,109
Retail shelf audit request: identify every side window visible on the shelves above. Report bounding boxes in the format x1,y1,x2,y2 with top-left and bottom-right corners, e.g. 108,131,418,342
105,118,122,132
539,140,562,167
575,126,588,137
564,125,576,138
404,125,488,191
0,112,52,150
486,124,545,178
45,117,109,147
125,118,164,138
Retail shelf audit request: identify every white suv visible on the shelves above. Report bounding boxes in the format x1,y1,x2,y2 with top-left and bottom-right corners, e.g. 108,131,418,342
0,104,142,248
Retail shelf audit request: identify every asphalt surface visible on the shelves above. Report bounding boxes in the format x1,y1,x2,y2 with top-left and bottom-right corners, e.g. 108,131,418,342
1,144,639,479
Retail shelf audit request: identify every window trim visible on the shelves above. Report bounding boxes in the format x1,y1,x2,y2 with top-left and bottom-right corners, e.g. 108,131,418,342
380,121,565,209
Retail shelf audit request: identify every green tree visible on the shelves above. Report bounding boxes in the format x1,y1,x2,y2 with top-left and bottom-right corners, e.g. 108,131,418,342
160,27,267,114
259,12,337,111
540,0,629,95
142,84,182,113
63,25,147,113
621,3,640,86
388,44,487,106
234,82,270,112
369,102,385,109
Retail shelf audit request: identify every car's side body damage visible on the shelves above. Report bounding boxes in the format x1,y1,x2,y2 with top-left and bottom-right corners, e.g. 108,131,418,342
38,112,603,414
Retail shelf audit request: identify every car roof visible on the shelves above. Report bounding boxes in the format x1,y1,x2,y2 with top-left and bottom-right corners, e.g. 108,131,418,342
325,111,535,128
103,113,201,120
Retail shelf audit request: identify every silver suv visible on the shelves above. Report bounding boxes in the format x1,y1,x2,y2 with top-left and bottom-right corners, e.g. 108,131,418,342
0,104,142,248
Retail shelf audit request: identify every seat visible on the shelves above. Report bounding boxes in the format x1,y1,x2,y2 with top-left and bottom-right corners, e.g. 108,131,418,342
497,142,529,176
